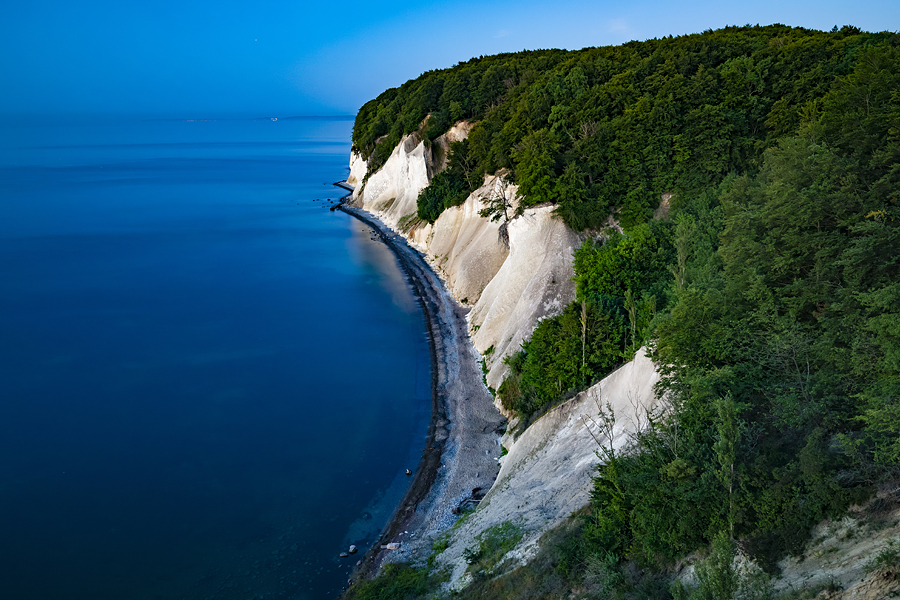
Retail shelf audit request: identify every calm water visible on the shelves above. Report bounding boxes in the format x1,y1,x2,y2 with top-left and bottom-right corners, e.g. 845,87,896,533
0,116,430,599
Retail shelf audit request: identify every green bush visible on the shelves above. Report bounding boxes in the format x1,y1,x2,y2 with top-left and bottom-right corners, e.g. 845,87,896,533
497,298,628,417
671,531,775,600
462,521,526,581
344,563,430,600
416,140,479,223
416,170,468,222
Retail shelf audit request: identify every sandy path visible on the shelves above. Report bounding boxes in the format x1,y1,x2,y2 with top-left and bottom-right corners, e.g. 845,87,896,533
337,201,505,589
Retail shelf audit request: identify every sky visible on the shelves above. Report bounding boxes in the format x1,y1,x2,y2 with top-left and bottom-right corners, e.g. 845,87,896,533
1,0,897,118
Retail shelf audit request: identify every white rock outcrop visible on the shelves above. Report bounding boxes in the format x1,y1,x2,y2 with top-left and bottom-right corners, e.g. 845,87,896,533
351,134,430,225
433,349,662,589
348,125,580,408
346,150,368,189
421,185,510,306
469,205,580,392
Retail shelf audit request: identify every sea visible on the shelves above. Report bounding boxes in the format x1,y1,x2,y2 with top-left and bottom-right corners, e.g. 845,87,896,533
0,115,431,599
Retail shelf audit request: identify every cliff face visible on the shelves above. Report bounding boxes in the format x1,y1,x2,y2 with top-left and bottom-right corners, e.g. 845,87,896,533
434,349,662,590
349,127,580,407
469,205,580,393
345,130,664,589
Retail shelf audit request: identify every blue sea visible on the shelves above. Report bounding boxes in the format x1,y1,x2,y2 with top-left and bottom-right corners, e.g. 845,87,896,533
0,116,430,599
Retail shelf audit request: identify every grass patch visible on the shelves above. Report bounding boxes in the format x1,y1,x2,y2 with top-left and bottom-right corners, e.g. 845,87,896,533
432,536,450,556
345,561,451,600
464,521,525,579
344,563,430,600
428,531,453,569
451,513,586,600
774,579,844,600
865,538,900,574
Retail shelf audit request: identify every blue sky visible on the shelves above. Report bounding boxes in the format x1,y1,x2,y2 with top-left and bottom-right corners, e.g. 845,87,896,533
1,0,897,117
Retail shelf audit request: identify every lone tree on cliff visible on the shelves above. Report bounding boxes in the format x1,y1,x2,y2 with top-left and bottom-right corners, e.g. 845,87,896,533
479,173,515,247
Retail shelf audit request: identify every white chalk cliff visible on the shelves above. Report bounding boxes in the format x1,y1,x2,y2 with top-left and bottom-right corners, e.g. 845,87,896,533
345,125,665,589
348,125,582,405
435,349,662,590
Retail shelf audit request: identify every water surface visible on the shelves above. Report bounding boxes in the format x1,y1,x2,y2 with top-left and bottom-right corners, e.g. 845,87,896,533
0,116,430,599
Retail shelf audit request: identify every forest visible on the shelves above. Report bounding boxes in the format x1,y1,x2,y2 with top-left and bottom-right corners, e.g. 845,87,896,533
347,24,900,599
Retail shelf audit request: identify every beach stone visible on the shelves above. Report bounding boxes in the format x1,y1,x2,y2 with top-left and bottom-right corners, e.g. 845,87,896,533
339,552,349,558
348,545,358,554
385,542,401,550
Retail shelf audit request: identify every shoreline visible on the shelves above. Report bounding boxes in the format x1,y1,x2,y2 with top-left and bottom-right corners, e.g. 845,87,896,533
334,190,505,593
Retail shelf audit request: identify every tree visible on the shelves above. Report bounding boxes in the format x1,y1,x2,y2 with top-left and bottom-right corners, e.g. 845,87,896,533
513,129,558,207
714,393,739,539
478,173,514,224
478,172,515,247
624,288,637,352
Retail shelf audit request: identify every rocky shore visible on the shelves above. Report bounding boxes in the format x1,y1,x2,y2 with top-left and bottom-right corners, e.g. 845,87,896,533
335,193,506,592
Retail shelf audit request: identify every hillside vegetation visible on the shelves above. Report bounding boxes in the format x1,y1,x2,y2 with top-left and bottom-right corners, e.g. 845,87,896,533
347,24,900,599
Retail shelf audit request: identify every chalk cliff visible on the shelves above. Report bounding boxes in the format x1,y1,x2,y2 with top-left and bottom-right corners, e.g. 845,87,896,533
344,127,664,590
434,349,662,590
348,126,581,408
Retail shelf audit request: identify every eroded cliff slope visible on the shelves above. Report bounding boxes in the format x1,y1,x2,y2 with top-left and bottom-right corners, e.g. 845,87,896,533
433,349,662,590
344,131,665,591
348,127,580,406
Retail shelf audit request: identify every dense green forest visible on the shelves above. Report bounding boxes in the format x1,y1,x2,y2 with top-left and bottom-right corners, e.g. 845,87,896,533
352,24,895,229
347,24,900,600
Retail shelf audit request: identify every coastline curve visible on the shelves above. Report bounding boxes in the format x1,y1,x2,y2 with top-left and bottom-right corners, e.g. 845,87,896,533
336,194,505,591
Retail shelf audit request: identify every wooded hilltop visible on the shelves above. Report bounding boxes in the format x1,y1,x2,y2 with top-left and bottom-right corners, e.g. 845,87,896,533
345,24,900,600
